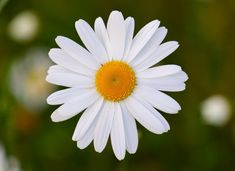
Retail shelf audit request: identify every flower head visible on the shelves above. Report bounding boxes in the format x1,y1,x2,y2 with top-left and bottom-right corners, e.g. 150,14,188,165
8,10,39,42
0,143,21,171
46,10,188,160
201,95,231,126
10,48,54,111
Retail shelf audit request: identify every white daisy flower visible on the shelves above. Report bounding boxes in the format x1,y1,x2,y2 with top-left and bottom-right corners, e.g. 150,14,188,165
8,10,39,42
0,143,21,171
201,95,231,126
46,10,188,160
10,48,54,111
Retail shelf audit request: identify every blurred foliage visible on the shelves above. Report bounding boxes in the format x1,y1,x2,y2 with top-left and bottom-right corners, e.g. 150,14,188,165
0,0,235,171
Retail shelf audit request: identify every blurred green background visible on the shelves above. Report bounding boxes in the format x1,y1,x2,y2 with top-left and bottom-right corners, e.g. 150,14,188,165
0,0,235,170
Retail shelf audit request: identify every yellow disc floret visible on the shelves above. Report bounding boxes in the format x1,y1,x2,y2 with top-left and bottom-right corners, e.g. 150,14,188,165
95,61,136,102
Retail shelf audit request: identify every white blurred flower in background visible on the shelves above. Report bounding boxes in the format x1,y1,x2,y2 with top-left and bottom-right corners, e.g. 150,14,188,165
8,10,39,42
10,48,54,111
0,143,21,171
201,95,231,126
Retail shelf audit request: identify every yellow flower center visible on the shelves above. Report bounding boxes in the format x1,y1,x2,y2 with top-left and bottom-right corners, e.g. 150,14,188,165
95,61,136,102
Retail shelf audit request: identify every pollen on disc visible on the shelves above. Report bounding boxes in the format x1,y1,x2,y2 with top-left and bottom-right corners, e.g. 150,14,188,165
95,61,136,102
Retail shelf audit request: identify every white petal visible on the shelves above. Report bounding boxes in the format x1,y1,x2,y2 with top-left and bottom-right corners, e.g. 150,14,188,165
120,102,138,154
125,96,165,134
122,17,135,60
48,48,94,76
137,65,181,78
94,17,111,60
138,69,188,92
133,95,170,131
72,97,104,141
76,118,96,149
51,89,99,122
143,82,186,92
130,27,167,66
107,11,126,60
111,103,126,160
126,20,160,63
138,71,188,86
75,19,108,63
47,87,87,105
94,101,114,153
47,65,72,75
46,73,93,88
172,71,188,82
135,41,179,72
55,36,99,69
135,86,181,114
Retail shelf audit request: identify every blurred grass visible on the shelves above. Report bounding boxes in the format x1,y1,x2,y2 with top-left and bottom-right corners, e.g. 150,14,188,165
0,0,8,13
0,0,235,171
